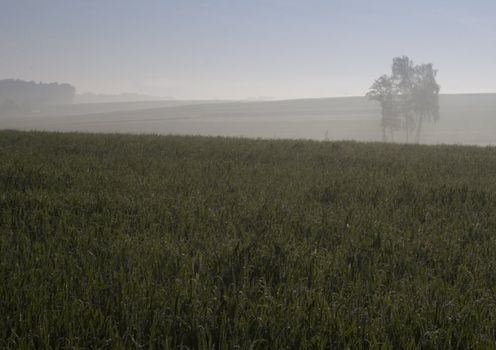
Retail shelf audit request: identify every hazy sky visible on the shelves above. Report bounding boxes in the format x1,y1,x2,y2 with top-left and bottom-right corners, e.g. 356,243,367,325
2,0,495,99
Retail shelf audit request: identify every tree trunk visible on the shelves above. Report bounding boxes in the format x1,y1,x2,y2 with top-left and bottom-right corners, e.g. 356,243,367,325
382,126,387,142
415,115,423,143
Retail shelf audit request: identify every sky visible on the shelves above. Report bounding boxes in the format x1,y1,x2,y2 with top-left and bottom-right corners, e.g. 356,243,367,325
1,0,495,99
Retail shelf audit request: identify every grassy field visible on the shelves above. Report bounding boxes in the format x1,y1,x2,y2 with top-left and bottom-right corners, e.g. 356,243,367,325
2,130,496,348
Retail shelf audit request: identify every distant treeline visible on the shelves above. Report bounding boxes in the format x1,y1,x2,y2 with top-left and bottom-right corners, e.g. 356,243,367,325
0,79,75,115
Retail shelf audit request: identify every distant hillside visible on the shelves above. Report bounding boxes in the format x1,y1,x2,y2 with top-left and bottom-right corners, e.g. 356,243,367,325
32,99,235,117
74,93,172,104
1,94,495,145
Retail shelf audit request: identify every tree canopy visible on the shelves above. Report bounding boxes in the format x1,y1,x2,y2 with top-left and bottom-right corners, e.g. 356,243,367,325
367,56,440,142
0,79,75,116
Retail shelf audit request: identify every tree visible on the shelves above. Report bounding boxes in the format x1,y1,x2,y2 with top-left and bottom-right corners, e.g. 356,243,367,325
0,79,76,114
391,56,416,142
411,64,440,143
366,75,399,141
368,57,440,143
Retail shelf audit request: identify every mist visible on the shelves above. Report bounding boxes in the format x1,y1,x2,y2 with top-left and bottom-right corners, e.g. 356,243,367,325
1,0,495,145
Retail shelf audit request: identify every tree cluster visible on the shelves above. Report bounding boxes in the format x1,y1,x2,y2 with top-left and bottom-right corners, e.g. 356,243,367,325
367,56,440,143
0,79,75,115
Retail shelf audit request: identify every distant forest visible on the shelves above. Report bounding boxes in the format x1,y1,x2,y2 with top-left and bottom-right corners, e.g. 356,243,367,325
0,79,75,115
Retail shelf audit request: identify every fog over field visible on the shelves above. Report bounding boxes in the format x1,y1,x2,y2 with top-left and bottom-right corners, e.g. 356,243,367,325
1,2,495,147
2,2,496,145
1,94,496,145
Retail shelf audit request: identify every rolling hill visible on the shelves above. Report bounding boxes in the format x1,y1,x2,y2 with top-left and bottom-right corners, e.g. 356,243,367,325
1,94,495,145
